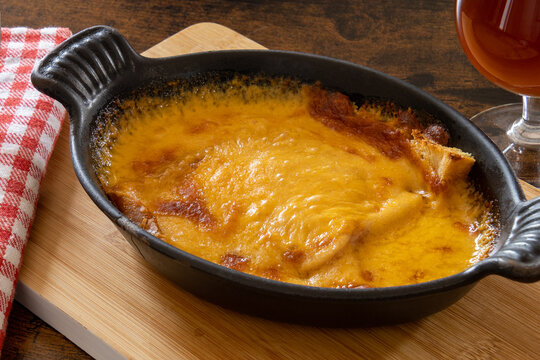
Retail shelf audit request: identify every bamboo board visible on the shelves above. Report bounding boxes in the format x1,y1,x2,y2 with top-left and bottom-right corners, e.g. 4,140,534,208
17,23,540,359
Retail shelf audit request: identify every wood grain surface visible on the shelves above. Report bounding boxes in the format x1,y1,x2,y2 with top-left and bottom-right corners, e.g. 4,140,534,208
1,1,539,359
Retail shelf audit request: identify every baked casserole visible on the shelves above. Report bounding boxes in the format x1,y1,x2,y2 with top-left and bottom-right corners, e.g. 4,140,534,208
91,75,498,288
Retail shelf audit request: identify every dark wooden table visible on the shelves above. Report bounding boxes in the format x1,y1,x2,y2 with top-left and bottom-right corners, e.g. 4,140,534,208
0,0,526,358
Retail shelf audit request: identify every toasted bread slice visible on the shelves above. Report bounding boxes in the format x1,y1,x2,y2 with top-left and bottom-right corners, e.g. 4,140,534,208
411,130,475,184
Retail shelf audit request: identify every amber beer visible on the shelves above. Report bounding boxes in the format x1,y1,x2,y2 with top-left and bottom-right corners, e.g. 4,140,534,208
456,0,540,96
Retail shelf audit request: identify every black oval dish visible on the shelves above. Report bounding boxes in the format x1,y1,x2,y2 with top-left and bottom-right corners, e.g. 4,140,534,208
31,26,540,326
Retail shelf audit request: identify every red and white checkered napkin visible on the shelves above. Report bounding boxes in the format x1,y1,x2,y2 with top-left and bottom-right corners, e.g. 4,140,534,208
0,27,71,348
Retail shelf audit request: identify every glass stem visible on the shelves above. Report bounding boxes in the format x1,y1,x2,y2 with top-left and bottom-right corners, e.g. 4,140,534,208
507,96,540,147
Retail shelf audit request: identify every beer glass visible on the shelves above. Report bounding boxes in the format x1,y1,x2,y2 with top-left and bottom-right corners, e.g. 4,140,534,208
456,0,540,186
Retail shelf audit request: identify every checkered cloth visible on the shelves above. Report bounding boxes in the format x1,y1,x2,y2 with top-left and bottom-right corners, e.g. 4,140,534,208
0,27,71,348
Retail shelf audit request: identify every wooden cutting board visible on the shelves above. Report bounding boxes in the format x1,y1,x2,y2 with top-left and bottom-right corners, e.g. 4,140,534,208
17,23,540,360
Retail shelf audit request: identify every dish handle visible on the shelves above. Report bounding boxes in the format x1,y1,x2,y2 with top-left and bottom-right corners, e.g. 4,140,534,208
31,26,140,114
482,196,540,282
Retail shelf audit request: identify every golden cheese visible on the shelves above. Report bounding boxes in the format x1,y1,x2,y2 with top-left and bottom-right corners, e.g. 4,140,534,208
92,76,498,288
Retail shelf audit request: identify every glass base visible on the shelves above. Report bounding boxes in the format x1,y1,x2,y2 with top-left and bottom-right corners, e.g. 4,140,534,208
471,104,540,187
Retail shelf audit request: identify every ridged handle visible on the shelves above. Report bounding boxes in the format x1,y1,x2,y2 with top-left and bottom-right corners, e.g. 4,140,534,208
487,197,540,282
31,26,140,111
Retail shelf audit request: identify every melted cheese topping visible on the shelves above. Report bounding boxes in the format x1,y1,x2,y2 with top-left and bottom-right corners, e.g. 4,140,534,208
93,78,497,288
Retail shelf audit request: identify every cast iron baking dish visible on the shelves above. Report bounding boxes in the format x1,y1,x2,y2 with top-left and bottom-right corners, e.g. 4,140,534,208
31,26,540,326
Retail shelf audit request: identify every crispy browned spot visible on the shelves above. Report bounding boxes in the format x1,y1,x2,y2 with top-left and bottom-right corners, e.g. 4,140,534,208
188,157,203,170
344,146,360,155
282,248,306,264
411,270,425,282
221,253,250,271
423,124,449,146
187,121,215,134
132,149,177,175
361,270,374,282
434,246,453,253
454,221,469,232
262,266,281,280
453,221,477,234
308,86,448,193
398,109,421,130
308,86,412,160
155,178,216,230
108,192,161,236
